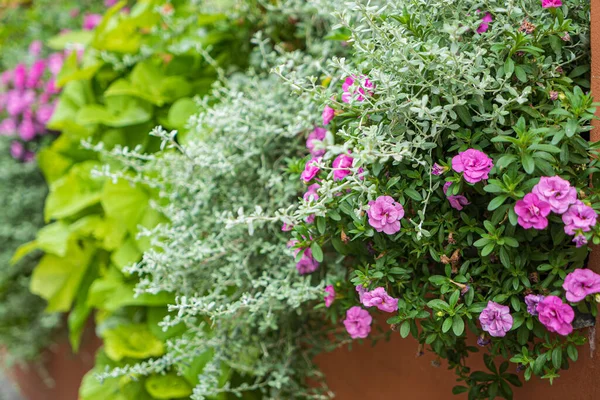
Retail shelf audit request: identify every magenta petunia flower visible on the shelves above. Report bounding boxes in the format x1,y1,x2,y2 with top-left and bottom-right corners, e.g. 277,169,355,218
541,0,562,8
83,14,103,30
322,105,335,126
573,234,588,248
13,64,27,90
306,127,327,156
28,40,42,57
47,53,64,76
514,193,551,230
451,149,493,184
536,295,573,336
562,201,597,235
432,163,444,176
26,59,46,89
343,306,372,339
300,157,322,183
562,269,600,303
281,222,293,232
367,195,404,234
356,285,366,302
303,183,320,202
36,103,56,125
332,153,354,181
361,287,399,313
524,294,545,316
295,248,319,275
342,76,374,103
479,301,513,337
305,214,315,224
443,182,470,210
19,118,36,141
476,12,493,34
531,176,577,214
324,285,335,308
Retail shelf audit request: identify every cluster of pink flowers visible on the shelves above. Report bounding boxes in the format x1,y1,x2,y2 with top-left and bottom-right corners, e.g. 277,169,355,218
514,176,596,246
360,286,398,312
0,46,65,161
367,195,404,234
343,286,398,339
341,76,374,104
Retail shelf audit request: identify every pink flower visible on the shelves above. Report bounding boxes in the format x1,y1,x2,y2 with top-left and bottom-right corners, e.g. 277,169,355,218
514,193,551,230
562,269,600,303
36,103,56,125
69,8,80,18
549,91,559,101
10,141,24,160
342,76,374,103
343,306,372,339
562,201,597,235
305,214,315,224
306,127,327,156
296,248,319,274
525,294,545,316
432,163,444,175
356,285,366,302
573,234,587,248
83,14,103,30
451,149,493,184
541,0,562,8
324,285,335,308
367,195,404,234
532,176,577,214
479,301,513,337
281,223,293,232
0,119,17,135
47,53,64,76
28,40,43,57
361,287,399,313
477,12,493,34
332,153,354,180
443,182,470,210
13,64,27,90
300,157,321,183
303,183,320,202
26,60,46,89
322,105,335,126
19,118,36,141
1,70,12,86
105,0,118,6
536,295,573,336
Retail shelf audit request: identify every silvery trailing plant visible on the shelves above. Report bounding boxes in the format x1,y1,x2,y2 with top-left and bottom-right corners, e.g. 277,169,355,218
282,0,597,399
90,1,353,398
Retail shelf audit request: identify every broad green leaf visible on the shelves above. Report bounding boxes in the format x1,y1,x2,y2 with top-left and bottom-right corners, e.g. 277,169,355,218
167,97,197,129
145,373,193,399
101,179,149,232
48,30,94,50
103,324,164,362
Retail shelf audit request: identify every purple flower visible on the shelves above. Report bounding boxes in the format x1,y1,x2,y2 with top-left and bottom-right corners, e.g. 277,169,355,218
19,118,36,141
303,183,320,202
356,285,366,302
83,14,103,30
47,53,64,76
281,222,293,232
536,296,573,336
514,193,551,230
443,182,470,210
549,91,559,100
451,149,493,184
28,40,42,57
432,163,444,176
13,64,27,90
305,214,315,224
531,176,577,214
295,248,319,274
524,294,545,316
562,201,597,235
324,285,335,308
300,157,321,183
342,76,374,103
367,195,404,234
573,234,587,248
322,105,335,126
26,60,46,89
36,103,56,125
476,12,493,34
343,306,372,339
562,269,600,303
541,0,562,8
306,127,327,156
479,301,513,337
477,334,491,347
332,153,354,181
361,287,399,312
0,119,16,135
10,141,24,160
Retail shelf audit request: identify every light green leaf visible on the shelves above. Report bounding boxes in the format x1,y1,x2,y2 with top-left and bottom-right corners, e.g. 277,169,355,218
103,324,165,361
145,373,193,399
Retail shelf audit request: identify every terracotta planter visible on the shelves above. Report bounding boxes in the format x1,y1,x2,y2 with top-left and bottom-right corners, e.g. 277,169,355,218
7,325,101,400
314,3,600,399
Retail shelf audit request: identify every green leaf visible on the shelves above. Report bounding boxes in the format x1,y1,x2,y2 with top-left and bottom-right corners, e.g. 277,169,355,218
567,344,578,361
565,119,578,137
145,373,193,399
521,153,535,174
452,315,465,336
48,30,94,50
488,195,508,211
442,317,453,333
103,324,165,361
404,187,423,202
36,222,71,257
400,321,411,338
552,348,562,369
310,242,324,262
101,179,149,232
167,97,197,129
427,299,450,311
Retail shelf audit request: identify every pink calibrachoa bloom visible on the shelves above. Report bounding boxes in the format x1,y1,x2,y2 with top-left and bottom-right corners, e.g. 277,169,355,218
281,222,293,232
479,301,513,337
536,295,574,336
541,0,562,8
28,41,42,57
451,149,493,184
443,182,470,211
531,176,577,214
303,183,320,202
295,248,319,274
514,193,551,230
324,285,335,308
361,287,399,312
47,53,64,76
342,76,374,103
524,294,545,316
305,214,315,224
562,201,597,235
356,285,366,302
367,195,404,234
332,152,354,181
573,234,587,248
432,163,445,176
562,269,600,303
36,103,56,125
26,60,46,89
306,127,327,156
13,64,27,90
0,119,16,135
343,306,372,339
300,157,321,183
18,118,36,141
83,14,103,30
322,105,335,126
476,12,493,34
